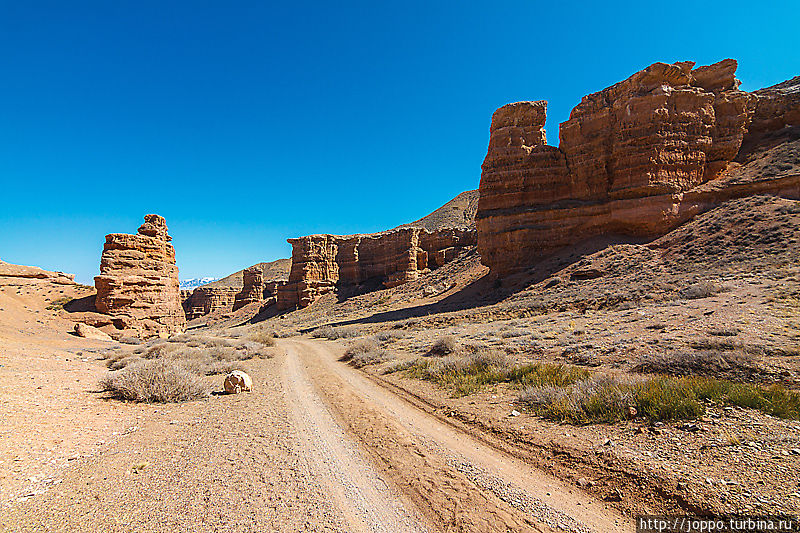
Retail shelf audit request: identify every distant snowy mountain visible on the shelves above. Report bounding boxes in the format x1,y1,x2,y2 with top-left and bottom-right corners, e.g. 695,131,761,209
179,277,219,290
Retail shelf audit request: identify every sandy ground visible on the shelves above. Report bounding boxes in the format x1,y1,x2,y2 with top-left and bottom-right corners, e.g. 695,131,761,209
2,336,632,532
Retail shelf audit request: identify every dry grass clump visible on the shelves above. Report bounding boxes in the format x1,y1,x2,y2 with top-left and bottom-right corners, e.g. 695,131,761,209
406,349,586,396
340,339,395,368
99,359,210,403
103,336,270,376
631,349,770,383
519,373,800,424
681,280,726,300
312,326,361,340
426,335,459,357
382,358,418,374
250,330,276,346
375,330,403,343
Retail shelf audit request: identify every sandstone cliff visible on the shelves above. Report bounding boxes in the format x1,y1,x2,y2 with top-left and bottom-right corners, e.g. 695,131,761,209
94,215,186,337
277,227,475,310
182,287,239,320
477,59,800,276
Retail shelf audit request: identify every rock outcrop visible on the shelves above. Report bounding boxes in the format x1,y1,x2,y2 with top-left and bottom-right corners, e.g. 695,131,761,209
94,215,186,337
277,227,475,309
73,323,113,341
477,59,800,276
182,287,239,320
233,266,265,310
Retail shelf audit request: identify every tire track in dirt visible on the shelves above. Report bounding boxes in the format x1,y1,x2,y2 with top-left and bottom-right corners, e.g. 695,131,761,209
283,340,429,533
287,339,633,533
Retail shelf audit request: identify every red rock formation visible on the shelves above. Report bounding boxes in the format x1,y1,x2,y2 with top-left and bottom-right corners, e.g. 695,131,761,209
477,59,800,276
233,266,265,310
94,215,186,336
277,228,475,309
183,287,239,320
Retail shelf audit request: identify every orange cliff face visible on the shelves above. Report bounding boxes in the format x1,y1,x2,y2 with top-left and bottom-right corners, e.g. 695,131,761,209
94,214,186,337
277,227,476,310
476,59,800,277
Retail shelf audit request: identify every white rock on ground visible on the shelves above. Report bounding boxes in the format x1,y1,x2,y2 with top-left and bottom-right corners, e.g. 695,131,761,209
224,370,253,393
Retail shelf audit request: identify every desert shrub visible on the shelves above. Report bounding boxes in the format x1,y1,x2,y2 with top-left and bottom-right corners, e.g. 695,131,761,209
340,339,394,368
426,335,459,357
681,281,725,300
508,362,591,389
406,351,589,396
375,331,403,343
382,358,418,374
351,349,395,368
499,328,526,338
412,350,511,395
99,359,209,403
519,372,800,424
633,378,705,421
250,331,276,346
203,337,236,348
631,349,767,382
46,296,74,311
312,326,361,340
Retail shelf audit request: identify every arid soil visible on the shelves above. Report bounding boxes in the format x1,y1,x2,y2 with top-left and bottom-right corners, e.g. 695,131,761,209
1,327,630,531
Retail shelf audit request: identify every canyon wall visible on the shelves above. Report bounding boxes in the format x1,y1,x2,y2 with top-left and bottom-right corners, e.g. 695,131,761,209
183,287,239,320
277,227,475,310
477,59,800,276
94,214,186,337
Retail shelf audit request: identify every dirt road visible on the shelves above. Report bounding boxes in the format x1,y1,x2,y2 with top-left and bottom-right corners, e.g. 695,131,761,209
1,338,632,532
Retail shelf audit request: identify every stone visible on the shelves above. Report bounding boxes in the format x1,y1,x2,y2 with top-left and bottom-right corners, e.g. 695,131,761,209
477,59,800,276
223,370,252,393
94,215,186,337
73,323,113,341
182,287,239,320
233,266,265,310
277,227,475,310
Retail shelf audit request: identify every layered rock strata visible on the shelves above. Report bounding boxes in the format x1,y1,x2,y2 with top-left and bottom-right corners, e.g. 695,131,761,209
94,214,186,336
183,287,239,320
277,227,475,309
477,59,800,276
232,266,265,310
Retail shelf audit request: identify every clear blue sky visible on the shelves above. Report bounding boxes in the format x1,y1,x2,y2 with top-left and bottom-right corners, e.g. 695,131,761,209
1,1,797,284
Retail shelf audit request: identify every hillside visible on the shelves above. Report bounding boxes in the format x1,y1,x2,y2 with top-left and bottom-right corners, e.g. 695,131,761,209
204,258,291,289
398,189,478,231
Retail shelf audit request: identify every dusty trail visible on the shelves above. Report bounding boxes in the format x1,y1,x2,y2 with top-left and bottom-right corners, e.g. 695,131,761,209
283,338,429,533
2,337,632,532
286,339,632,533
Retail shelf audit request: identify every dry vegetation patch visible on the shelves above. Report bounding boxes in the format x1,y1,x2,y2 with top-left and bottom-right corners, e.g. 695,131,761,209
99,334,273,402
340,339,395,368
99,359,210,403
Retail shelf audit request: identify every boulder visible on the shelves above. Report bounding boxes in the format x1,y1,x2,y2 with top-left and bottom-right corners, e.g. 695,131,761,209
73,323,113,341
223,370,253,394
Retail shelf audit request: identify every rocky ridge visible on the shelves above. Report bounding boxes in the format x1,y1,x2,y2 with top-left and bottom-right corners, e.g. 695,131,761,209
277,227,476,310
477,59,800,276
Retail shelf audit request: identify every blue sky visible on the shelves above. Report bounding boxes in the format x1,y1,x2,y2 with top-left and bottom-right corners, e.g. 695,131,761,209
1,1,797,284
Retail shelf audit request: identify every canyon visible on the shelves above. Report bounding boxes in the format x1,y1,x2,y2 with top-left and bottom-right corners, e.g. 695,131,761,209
476,59,800,276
